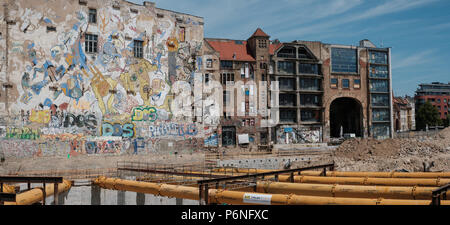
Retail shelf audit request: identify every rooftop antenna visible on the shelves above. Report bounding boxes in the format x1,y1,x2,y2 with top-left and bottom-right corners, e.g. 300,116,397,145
380,39,384,48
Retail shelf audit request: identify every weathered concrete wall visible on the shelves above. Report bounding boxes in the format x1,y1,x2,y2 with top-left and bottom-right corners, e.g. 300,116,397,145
320,44,370,142
0,0,219,158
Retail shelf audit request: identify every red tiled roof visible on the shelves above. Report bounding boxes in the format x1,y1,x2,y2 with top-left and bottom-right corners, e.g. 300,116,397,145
206,39,255,62
270,43,283,55
250,28,270,38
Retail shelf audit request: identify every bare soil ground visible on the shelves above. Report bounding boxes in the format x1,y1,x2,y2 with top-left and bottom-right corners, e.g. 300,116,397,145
293,127,450,172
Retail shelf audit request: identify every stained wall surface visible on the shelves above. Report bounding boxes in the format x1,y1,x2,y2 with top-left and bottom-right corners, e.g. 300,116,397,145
0,0,219,158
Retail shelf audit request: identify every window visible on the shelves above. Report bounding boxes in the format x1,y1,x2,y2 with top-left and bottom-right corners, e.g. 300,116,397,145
221,73,234,84
369,65,388,78
205,74,210,84
46,26,56,32
279,94,296,106
369,80,389,92
372,109,390,122
85,34,98,53
301,110,320,122
331,48,357,73
437,99,441,103
342,79,350,89
277,47,296,58
89,8,97,24
258,39,267,48
354,79,361,89
280,109,297,123
330,78,338,88
278,61,295,74
206,59,213,68
372,124,390,138
299,78,321,91
300,94,321,106
369,51,388,64
298,48,313,59
133,40,144,58
261,74,266,81
223,91,230,107
279,78,295,91
371,94,389,107
220,61,233,69
299,63,319,75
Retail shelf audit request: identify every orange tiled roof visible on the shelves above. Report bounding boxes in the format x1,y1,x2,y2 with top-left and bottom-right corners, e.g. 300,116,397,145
250,28,270,38
206,39,255,62
270,42,283,55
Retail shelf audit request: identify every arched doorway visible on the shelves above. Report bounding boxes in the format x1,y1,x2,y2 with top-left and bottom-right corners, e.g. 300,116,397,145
330,97,363,138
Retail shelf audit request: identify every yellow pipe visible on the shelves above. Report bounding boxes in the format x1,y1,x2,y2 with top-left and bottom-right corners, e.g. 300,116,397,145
1,184,16,194
253,181,448,200
4,180,72,205
214,168,450,178
141,169,450,187
93,176,450,205
277,175,450,187
137,174,447,200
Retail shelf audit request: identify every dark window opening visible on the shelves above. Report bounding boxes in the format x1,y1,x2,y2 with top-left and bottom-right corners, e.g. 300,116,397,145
222,126,236,146
279,78,295,91
220,60,233,69
298,48,313,59
277,47,296,58
280,109,297,123
299,63,319,75
300,94,321,106
89,8,97,24
221,73,234,84
205,73,210,84
301,110,321,122
46,26,56,32
134,40,144,58
258,39,267,48
299,78,321,91
279,94,296,106
278,61,295,74
342,79,350,89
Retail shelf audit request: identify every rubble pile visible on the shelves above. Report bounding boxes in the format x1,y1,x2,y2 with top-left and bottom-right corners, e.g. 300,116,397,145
326,128,450,172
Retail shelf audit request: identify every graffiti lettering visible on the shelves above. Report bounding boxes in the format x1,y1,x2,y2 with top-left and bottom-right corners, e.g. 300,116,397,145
131,106,158,122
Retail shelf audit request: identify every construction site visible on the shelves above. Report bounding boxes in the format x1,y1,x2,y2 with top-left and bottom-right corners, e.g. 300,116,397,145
0,0,449,208
1,127,450,205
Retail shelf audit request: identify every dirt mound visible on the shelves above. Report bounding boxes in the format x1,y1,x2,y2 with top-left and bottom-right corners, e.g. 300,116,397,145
335,137,446,160
329,134,450,172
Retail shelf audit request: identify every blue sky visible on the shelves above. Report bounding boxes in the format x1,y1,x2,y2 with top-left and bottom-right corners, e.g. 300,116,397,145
130,0,450,97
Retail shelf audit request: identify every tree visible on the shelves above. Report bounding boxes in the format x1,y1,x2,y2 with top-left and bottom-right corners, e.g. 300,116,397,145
415,101,442,130
443,113,450,127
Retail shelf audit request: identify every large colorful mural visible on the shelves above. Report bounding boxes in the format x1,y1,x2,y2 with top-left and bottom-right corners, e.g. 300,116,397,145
0,0,219,158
